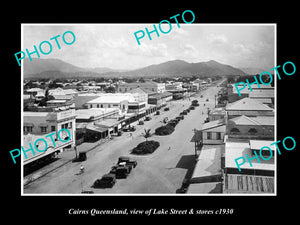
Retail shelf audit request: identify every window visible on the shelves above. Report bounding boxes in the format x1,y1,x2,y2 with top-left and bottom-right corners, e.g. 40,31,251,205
101,104,103,108
41,127,47,133
51,126,56,132
216,132,221,140
97,104,99,108
207,132,212,139
248,128,258,135
230,127,240,134
24,126,32,133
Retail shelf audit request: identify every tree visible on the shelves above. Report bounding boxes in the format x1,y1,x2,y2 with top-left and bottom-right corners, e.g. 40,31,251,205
143,129,151,143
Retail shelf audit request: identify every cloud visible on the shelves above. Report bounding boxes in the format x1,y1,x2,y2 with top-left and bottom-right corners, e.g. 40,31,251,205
207,33,228,45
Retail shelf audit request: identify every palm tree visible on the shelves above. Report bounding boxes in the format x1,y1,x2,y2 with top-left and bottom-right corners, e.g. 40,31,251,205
143,129,151,143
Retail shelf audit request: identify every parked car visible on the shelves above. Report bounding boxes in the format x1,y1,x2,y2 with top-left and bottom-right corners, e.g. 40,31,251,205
145,116,152,121
176,115,184,120
138,120,144,125
123,125,136,132
115,167,129,179
92,174,116,188
167,120,178,128
189,106,195,110
110,162,131,178
164,107,170,111
118,156,138,168
180,111,187,115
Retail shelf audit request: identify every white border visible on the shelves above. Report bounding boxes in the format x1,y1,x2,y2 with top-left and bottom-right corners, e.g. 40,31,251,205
21,23,277,196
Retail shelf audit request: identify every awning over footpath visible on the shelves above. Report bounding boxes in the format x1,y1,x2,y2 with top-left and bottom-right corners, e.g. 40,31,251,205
86,123,108,133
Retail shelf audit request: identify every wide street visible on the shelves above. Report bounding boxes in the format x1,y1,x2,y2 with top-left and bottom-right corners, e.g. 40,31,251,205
24,80,224,194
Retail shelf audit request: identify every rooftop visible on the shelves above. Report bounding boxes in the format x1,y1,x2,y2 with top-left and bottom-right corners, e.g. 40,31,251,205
249,140,275,151
229,115,274,126
76,108,118,120
87,94,134,104
249,89,274,98
224,174,274,193
199,119,225,131
226,98,274,111
225,140,275,171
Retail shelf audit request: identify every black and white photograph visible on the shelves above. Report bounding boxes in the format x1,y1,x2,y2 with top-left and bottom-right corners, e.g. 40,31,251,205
4,4,298,221
21,23,276,195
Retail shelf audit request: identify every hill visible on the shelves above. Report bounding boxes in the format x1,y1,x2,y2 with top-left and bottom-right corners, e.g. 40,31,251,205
24,58,246,79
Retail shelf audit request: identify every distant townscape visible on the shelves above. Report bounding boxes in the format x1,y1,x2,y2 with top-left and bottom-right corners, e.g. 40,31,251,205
23,58,275,195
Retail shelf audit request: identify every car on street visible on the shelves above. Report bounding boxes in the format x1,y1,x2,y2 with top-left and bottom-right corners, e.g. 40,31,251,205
138,120,144,125
155,111,160,115
167,120,178,127
145,116,152,121
92,174,116,188
176,115,184,120
118,156,138,168
123,125,136,132
164,107,170,111
110,162,131,178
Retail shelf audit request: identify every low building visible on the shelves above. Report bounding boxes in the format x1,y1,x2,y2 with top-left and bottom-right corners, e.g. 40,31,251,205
85,94,129,115
23,131,74,169
23,107,76,150
225,97,274,119
85,93,148,118
226,115,274,141
187,145,223,194
193,119,226,145
227,84,273,103
117,81,166,93
73,93,100,109
24,88,44,97
148,92,173,107
249,89,274,108
208,107,226,121
224,140,274,176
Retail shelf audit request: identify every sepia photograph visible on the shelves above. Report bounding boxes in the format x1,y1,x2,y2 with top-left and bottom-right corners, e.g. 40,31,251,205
21,23,276,195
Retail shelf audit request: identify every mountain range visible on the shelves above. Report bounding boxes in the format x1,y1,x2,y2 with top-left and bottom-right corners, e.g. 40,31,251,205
23,58,252,79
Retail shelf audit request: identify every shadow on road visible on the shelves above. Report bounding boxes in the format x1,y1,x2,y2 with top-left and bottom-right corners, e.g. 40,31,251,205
175,154,196,193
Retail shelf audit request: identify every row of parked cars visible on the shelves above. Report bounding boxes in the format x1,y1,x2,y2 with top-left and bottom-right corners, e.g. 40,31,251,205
92,156,138,188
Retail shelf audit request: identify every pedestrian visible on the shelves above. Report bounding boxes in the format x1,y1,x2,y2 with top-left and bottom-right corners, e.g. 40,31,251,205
80,165,84,174
130,133,133,139
168,146,171,151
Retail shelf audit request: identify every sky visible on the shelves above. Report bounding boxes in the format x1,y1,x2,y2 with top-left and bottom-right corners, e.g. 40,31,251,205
22,24,275,70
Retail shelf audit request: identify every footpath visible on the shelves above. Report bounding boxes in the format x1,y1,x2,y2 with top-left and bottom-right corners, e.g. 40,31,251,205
23,138,111,186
